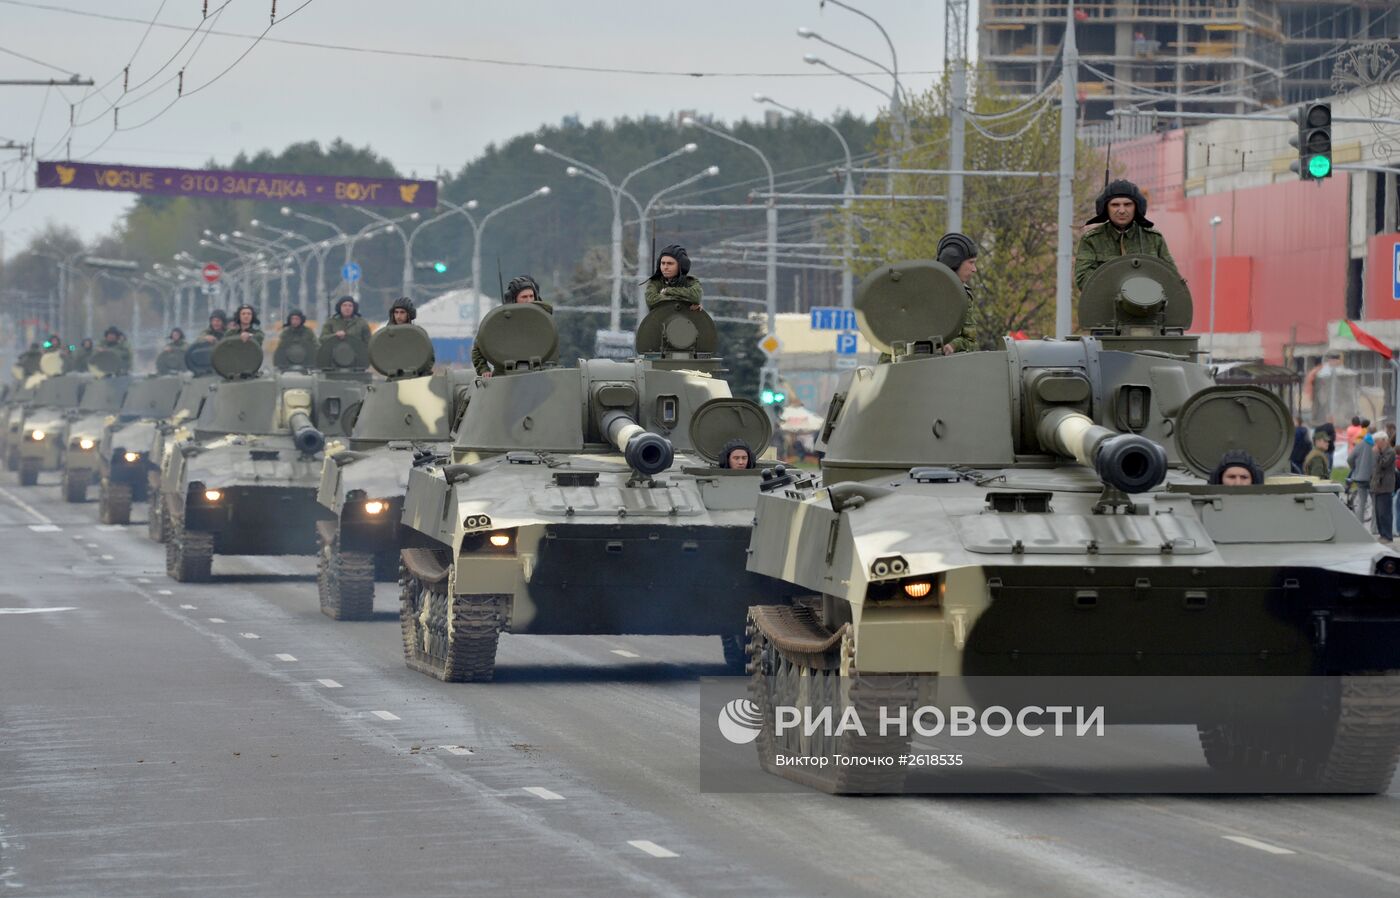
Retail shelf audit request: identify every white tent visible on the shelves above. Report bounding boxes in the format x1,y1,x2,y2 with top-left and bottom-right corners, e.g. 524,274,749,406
415,289,493,338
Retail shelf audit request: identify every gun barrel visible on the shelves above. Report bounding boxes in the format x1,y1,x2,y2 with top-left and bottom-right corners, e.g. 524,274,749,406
288,410,326,455
1037,407,1167,493
601,409,673,476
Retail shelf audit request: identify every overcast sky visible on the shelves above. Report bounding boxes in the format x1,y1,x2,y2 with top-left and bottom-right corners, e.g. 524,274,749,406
0,0,963,256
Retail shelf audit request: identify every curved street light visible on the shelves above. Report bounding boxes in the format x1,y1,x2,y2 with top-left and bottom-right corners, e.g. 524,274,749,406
440,185,552,326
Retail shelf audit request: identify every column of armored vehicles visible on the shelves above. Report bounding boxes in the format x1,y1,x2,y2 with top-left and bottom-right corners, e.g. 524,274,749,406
5,257,1400,795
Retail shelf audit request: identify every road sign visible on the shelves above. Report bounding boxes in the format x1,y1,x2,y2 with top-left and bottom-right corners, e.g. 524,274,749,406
758,334,781,355
594,328,635,360
341,261,362,283
810,306,856,331
201,262,222,283
835,332,858,355
1393,243,1399,301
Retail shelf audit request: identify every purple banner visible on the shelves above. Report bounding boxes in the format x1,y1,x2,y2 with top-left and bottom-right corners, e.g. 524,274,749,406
36,160,437,209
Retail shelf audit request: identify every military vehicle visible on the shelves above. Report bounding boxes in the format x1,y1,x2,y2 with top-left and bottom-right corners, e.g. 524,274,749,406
145,345,220,542
741,256,1400,794
396,301,786,682
95,372,187,523
58,353,131,502
3,353,63,472
160,339,367,581
316,324,468,620
12,365,90,486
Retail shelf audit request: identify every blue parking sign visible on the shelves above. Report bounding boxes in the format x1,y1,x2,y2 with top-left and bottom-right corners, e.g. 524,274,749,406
835,332,858,355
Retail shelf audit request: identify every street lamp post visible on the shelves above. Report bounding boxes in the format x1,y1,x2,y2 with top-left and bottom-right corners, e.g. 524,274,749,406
441,187,552,328
280,206,347,302
352,207,423,299
1208,215,1223,366
679,117,777,338
634,166,721,318
251,218,322,313
535,142,696,331
755,94,855,309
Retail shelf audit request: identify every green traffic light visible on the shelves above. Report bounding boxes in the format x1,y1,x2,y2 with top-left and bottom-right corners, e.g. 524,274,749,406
773,393,786,404
760,389,776,404
433,261,448,274
1307,155,1332,178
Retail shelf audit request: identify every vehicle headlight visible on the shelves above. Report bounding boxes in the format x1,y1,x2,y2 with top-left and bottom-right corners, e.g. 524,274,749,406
488,532,512,548
30,429,45,441
203,489,222,502
363,499,385,515
78,438,95,450
123,451,140,462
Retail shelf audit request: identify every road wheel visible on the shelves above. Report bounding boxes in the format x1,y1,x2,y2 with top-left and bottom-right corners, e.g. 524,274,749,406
165,506,212,582
18,457,39,486
99,480,132,525
318,526,374,621
399,549,503,682
61,468,87,502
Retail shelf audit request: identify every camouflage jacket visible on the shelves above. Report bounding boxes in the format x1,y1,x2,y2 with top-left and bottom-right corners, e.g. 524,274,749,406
1074,220,1179,290
472,301,554,374
197,327,227,343
644,276,702,310
1303,447,1330,480
276,325,317,358
319,315,372,348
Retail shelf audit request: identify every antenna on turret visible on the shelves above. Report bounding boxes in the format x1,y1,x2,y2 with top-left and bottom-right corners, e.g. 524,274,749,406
1103,140,1113,190
496,255,505,302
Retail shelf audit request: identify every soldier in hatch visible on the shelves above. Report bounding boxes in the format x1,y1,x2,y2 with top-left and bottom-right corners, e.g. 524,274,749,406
276,310,317,368
320,296,371,351
877,232,979,362
100,326,133,372
1074,179,1180,289
387,297,434,371
472,276,551,377
198,310,229,344
644,244,702,311
224,304,264,345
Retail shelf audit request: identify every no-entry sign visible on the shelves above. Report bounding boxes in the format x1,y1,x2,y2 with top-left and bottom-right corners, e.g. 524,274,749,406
202,262,222,283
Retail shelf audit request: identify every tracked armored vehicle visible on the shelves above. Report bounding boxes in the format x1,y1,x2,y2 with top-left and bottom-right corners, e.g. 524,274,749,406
397,302,786,682
316,324,471,620
1,355,57,469
160,340,367,581
12,363,90,486
145,345,220,541
96,372,188,523
59,352,131,502
742,256,1400,794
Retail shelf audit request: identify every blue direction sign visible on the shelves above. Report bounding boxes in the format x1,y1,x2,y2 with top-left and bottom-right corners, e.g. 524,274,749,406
810,306,857,331
835,332,858,355
341,261,362,283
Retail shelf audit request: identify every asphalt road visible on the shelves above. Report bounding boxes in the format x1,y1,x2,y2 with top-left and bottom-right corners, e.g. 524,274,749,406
1,471,1398,897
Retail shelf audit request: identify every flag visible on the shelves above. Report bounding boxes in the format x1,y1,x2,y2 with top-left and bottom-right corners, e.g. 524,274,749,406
1343,320,1394,361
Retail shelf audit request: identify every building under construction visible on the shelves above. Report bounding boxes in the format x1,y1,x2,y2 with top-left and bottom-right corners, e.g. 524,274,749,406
978,1,1400,121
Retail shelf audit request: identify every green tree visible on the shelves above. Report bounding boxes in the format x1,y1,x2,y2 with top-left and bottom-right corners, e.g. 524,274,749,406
844,74,1101,343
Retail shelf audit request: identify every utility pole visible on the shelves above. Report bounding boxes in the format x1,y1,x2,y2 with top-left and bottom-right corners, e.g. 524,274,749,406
946,0,969,232
1054,1,1079,339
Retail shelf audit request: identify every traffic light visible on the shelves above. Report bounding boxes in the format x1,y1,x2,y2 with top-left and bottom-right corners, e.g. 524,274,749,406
41,338,54,349
759,387,786,406
433,261,448,274
413,260,450,274
1289,102,1332,181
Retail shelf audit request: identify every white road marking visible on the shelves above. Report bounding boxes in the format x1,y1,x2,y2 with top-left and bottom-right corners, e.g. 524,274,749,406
240,632,260,640
610,649,641,658
100,554,114,561
523,786,564,800
440,745,473,755
136,577,152,583
208,617,226,624
97,525,124,532
627,840,678,859
316,678,342,689
158,590,174,596
27,524,61,533
1222,836,1295,855
85,543,98,549
0,607,77,615
371,710,400,721
0,486,54,525
178,604,196,610
274,653,297,662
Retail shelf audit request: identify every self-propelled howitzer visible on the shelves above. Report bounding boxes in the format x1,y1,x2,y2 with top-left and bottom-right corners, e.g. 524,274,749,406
742,256,1400,794
396,301,789,682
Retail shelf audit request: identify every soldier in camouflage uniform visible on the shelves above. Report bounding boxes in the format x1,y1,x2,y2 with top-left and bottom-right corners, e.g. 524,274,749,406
275,310,317,368
224,304,265,346
644,244,702,310
472,276,553,376
878,232,979,363
100,326,132,373
1074,179,1179,290
198,310,229,344
320,296,371,353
